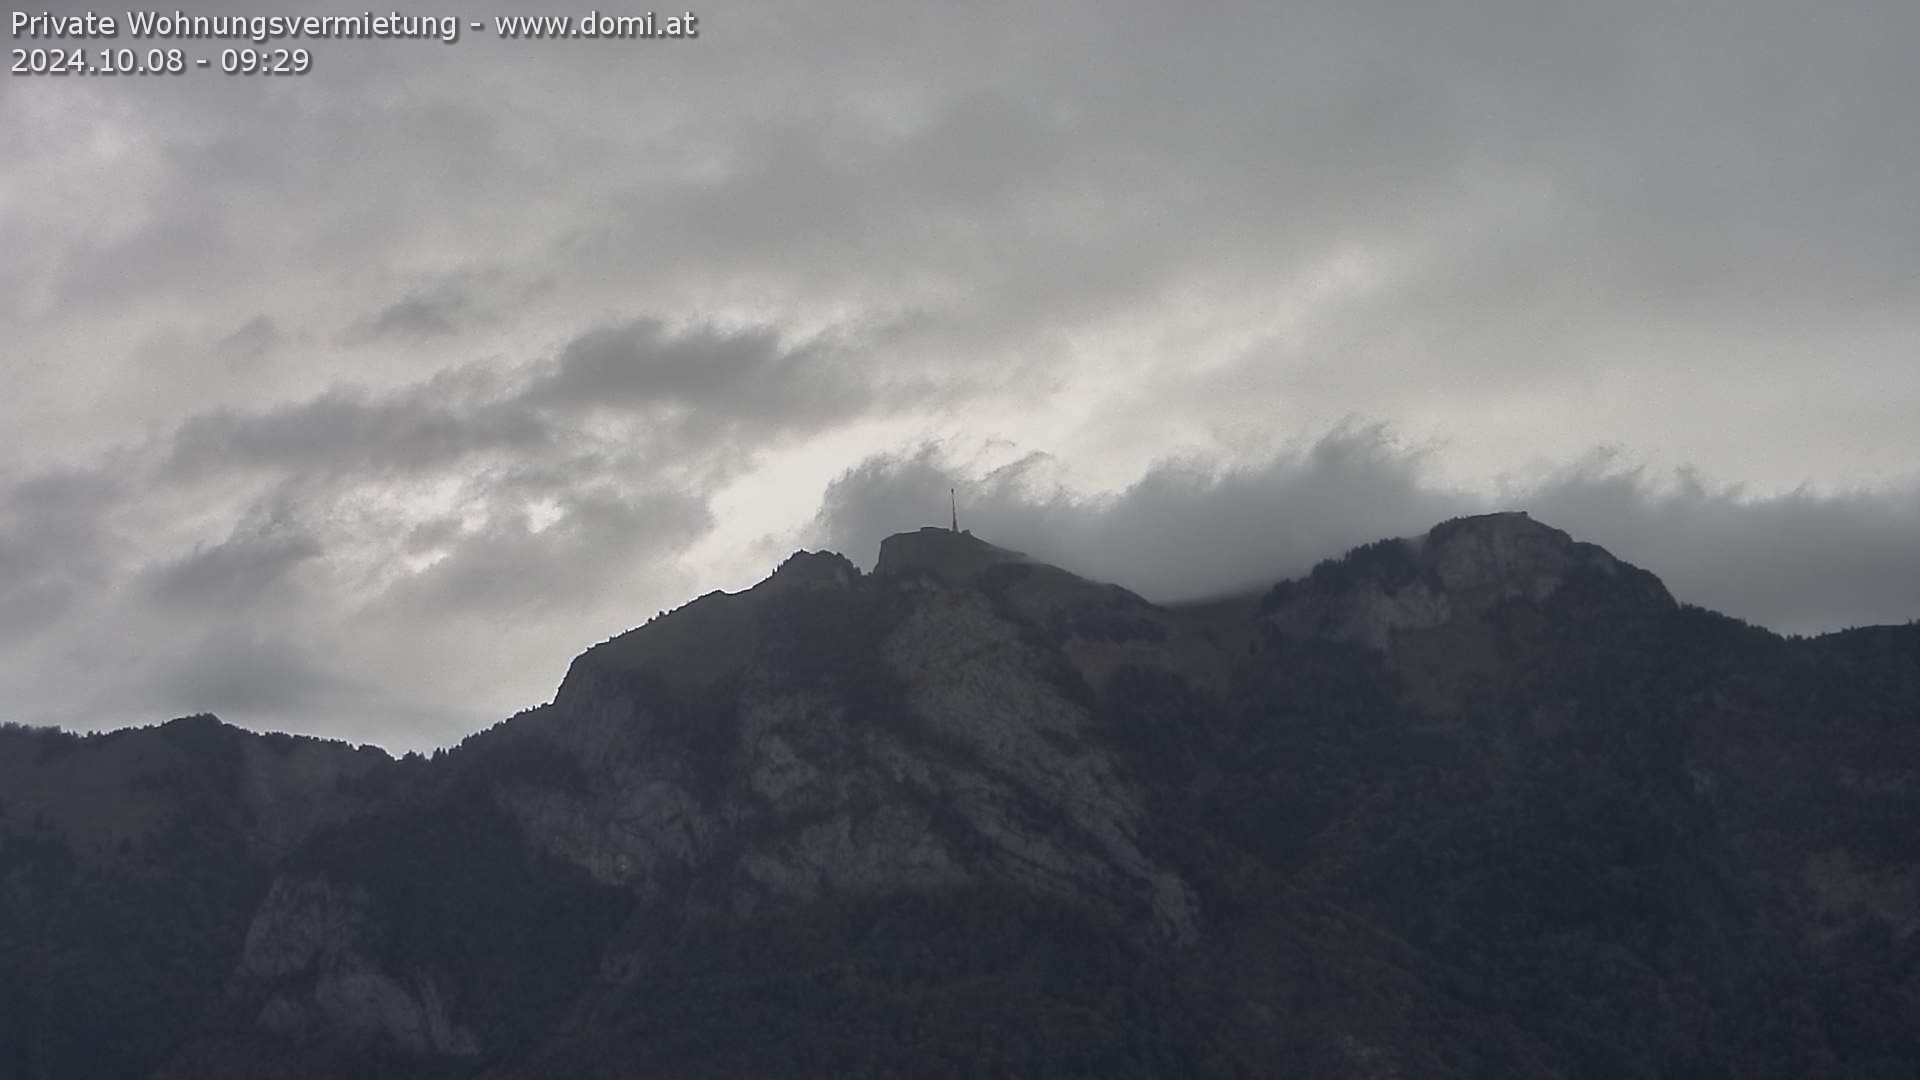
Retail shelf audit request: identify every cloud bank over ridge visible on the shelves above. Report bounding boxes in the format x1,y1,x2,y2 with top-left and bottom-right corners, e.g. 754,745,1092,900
4,1,1917,748
815,430,1920,635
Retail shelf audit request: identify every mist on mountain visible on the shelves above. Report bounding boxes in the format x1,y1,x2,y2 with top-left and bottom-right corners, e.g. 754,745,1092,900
2,513,1916,1078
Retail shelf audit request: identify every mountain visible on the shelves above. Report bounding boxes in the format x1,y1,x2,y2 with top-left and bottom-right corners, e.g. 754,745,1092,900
3,514,1917,1078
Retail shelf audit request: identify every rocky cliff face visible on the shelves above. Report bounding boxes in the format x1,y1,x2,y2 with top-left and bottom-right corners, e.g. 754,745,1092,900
478,535,1198,937
4,514,1918,1078
1260,511,1672,650
1258,512,1677,709
242,874,481,1057
0,718,391,1078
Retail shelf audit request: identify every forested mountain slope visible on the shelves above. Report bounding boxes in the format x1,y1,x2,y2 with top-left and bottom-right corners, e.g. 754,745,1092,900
3,514,1915,1078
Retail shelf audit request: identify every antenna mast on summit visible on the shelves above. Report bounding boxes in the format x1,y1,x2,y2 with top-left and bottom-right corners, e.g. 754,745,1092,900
950,487,958,532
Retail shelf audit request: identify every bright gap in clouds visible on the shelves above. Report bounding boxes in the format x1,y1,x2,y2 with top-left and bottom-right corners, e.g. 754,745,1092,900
4,1,1917,752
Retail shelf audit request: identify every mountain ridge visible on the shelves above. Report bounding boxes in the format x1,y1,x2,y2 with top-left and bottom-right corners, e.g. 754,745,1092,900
4,511,1917,1078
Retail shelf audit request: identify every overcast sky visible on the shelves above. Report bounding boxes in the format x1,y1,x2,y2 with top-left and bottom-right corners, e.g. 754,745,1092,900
4,1,1917,750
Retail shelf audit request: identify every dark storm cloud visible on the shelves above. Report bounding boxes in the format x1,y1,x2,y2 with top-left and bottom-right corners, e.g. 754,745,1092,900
813,430,1920,633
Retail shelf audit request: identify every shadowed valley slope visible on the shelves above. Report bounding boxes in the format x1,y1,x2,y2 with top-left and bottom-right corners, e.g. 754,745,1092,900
3,515,1916,1078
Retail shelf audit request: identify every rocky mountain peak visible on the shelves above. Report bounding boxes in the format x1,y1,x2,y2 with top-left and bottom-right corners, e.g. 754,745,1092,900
762,548,860,592
1420,510,1631,598
872,525,1032,584
8,513,1917,1079
1261,511,1675,652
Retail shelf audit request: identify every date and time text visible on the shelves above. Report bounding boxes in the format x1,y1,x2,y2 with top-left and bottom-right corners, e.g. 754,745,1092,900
11,9,700,76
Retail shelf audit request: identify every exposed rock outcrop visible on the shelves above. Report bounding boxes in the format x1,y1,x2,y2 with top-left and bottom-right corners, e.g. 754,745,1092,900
1261,511,1672,652
242,875,480,1057
484,530,1198,939
7,514,1918,1079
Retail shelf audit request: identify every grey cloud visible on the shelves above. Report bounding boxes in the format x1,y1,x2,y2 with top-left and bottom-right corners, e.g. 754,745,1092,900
374,483,711,619
149,625,353,719
166,389,552,478
143,510,322,613
0,445,714,747
813,429,1920,633
2,469,120,558
525,318,886,437
1521,464,1920,634
7,0,1920,751
814,427,1475,600
217,316,283,365
168,317,890,482
47,181,235,309
0,469,121,643
2,308,913,746
360,293,469,341
532,319,804,409
0,572,74,648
